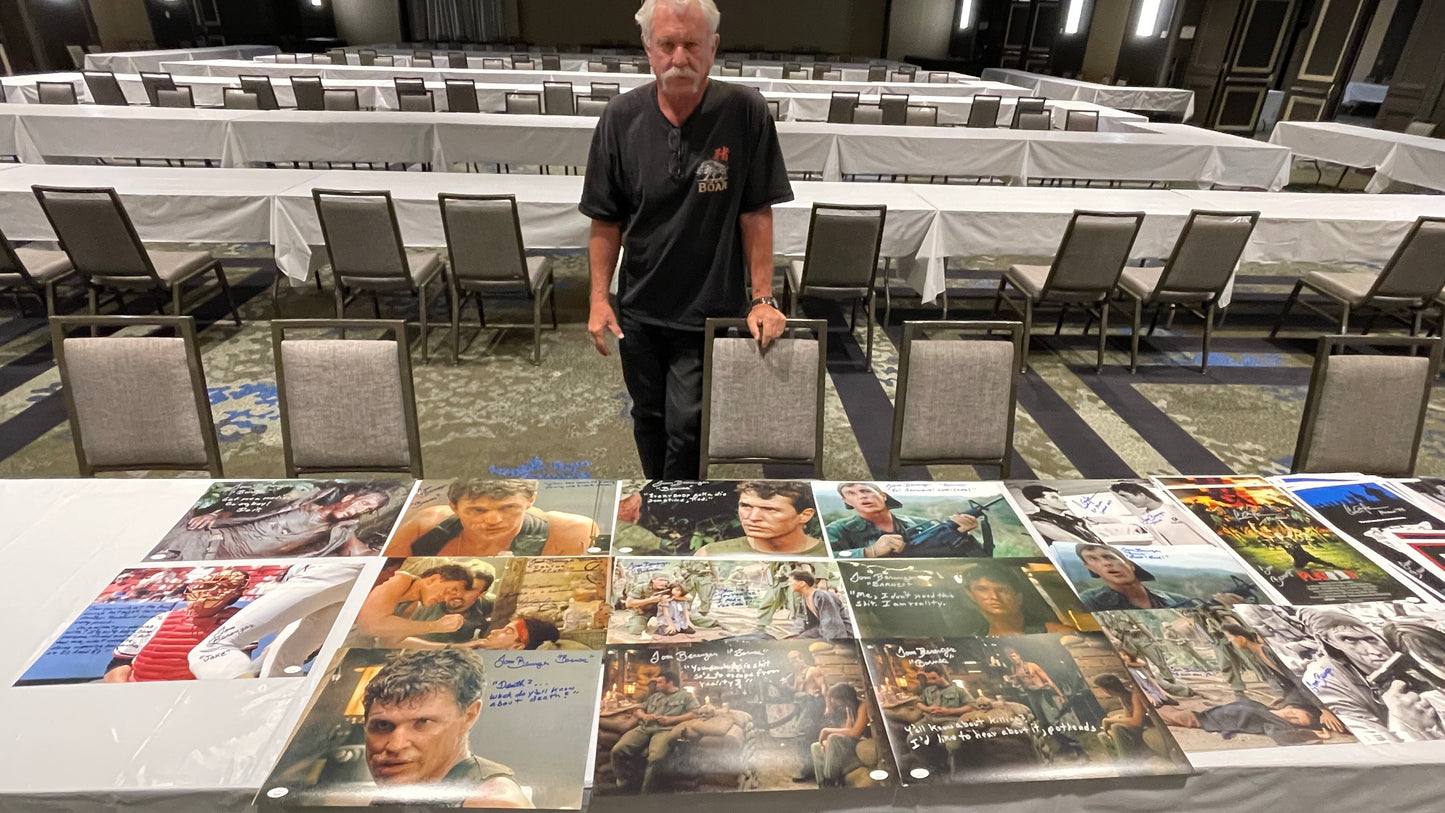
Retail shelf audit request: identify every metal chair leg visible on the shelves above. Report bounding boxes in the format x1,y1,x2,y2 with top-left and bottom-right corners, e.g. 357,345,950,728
532,289,543,366
1020,299,1034,374
1340,303,1350,335
1269,280,1304,338
1097,300,1109,373
1055,303,1069,335
991,276,1007,316
1201,301,1215,373
450,282,461,365
418,282,430,364
864,294,875,372
1130,296,1142,373
213,263,241,326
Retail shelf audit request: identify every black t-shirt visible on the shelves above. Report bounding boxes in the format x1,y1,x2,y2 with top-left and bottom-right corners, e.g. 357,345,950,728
579,80,794,330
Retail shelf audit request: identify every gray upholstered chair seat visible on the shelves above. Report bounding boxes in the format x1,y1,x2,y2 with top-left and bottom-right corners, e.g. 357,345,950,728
1117,267,1213,304
1003,264,1051,299
13,248,74,282
338,250,441,292
93,250,213,288
455,255,551,295
786,260,869,298
1301,269,1421,306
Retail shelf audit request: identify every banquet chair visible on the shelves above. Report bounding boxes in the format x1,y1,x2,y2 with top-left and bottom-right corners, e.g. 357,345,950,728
413,57,433,68
721,65,742,76
394,76,427,98
323,89,360,111
994,209,1145,372
591,82,620,99
880,93,908,125
484,57,508,69
890,71,912,82
139,71,176,106
699,318,827,478
543,81,576,115
1115,210,1259,373
0,223,76,316
588,60,608,72
784,203,887,370
967,95,1002,127
398,91,434,112
413,49,432,61
905,105,938,126
375,55,396,67
1272,216,1445,338
1011,96,1047,125
445,79,480,113
238,75,280,109
515,58,536,70
1015,110,1052,130
327,49,347,65
358,48,377,66
888,320,1024,478
1292,334,1443,476
82,71,128,105
927,71,949,83
505,91,542,114
1406,121,1437,137
438,193,557,366
827,92,859,123
821,70,843,81
155,86,194,108
448,51,468,68
620,62,640,73
1066,110,1100,131
291,76,325,110
312,189,446,363
854,104,883,124
784,61,802,74
868,65,887,82
222,88,260,109
541,55,562,70
50,315,224,477
766,99,781,120
576,95,609,116
786,69,810,79
38,82,79,105
32,185,241,326
271,319,424,478
812,63,833,79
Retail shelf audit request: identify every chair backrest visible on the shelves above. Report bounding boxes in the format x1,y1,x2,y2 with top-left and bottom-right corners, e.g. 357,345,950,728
725,59,743,69
905,104,938,126
1154,210,1259,296
967,95,1002,127
138,71,175,106
238,74,279,109
374,55,395,66
927,71,948,83
291,76,325,110
67,44,87,69
588,60,607,72
1406,120,1437,137
413,57,433,68
50,315,222,477
394,76,427,96
397,90,434,112
619,62,639,73
323,88,360,111
38,82,79,105
505,91,542,114
83,71,127,105
1014,110,1052,130
1013,96,1047,124
889,320,1023,478
576,95,609,116
541,54,561,70
799,203,887,292
880,93,908,125
32,185,157,283
766,99,780,120
543,81,575,115
272,319,423,477
515,58,536,70
827,91,858,123
721,66,742,76
853,103,882,124
222,87,260,109
1369,216,1445,300
413,49,432,60
312,189,410,285
812,63,832,79
445,79,480,112
328,49,348,65
821,70,843,81
889,70,912,82
700,318,827,477
438,193,534,293
448,51,468,68
1065,109,1100,131
358,48,377,65
484,57,508,69
784,61,801,73
155,86,193,108
1041,210,1145,296
590,81,620,99
785,69,809,79
1293,335,1443,476
868,65,887,82
278,53,299,64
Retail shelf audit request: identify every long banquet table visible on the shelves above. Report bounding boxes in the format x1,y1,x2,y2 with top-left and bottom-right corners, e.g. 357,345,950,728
4,476,1445,813
1269,120,1445,194
982,67,1197,120
83,44,279,74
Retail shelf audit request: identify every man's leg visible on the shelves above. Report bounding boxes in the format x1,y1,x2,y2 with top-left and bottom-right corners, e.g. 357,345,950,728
640,727,684,792
618,317,671,479
610,726,653,791
661,326,705,480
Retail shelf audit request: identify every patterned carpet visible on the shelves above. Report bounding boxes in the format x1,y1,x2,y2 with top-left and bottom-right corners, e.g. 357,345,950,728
4,208,1441,482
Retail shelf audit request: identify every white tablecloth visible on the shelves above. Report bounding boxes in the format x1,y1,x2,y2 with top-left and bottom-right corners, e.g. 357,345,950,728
0,102,235,163
983,67,1196,120
1342,82,1389,106
84,45,278,74
1269,120,1445,193
763,91,1143,129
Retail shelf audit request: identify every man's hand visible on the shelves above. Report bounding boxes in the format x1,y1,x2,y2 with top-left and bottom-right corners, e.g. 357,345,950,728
1383,680,1444,738
187,513,221,530
1318,708,1346,734
589,300,623,356
748,303,786,348
431,614,466,634
866,534,907,558
949,513,980,534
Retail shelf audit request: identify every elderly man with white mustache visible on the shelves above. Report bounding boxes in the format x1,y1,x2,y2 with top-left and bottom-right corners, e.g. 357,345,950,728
580,0,794,480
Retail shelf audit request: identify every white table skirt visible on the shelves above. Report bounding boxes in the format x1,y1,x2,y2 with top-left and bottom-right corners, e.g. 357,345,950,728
0,102,234,163
84,45,278,74
1269,120,1445,194
982,68,1196,119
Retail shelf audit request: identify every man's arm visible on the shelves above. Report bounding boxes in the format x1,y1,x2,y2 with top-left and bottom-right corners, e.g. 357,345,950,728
542,512,600,556
739,207,785,347
462,776,534,809
356,573,464,639
588,219,624,355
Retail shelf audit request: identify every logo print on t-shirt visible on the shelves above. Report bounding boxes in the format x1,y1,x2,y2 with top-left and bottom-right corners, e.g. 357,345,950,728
695,146,729,193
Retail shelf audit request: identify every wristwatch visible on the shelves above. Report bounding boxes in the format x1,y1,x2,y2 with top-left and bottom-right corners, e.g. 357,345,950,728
749,296,780,310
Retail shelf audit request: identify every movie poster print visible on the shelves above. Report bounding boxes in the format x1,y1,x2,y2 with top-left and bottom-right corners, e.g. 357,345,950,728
1052,543,1276,612
1005,480,1220,547
610,480,830,558
1394,477,1445,517
1235,602,1445,744
607,558,852,644
346,556,609,651
148,479,413,561
385,479,618,558
1162,482,1418,605
840,559,1095,639
259,647,604,808
811,481,1041,560
1094,608,1355,752
594,639,896,794
16,562,366,685
862,634,1191,784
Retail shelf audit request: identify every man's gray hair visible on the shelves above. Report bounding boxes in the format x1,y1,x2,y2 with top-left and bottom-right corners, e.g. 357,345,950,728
635,0,721,42
363,649,486,716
